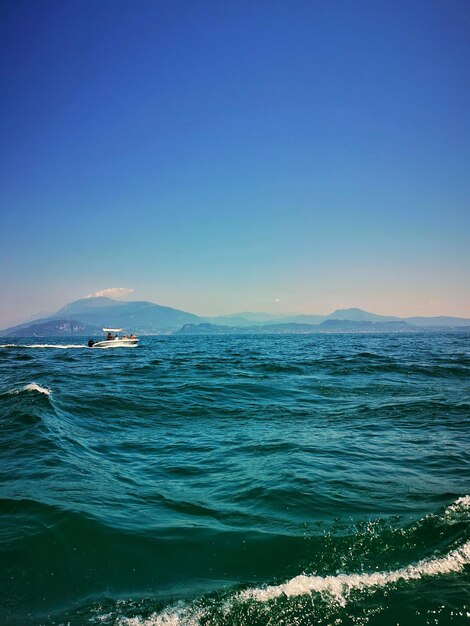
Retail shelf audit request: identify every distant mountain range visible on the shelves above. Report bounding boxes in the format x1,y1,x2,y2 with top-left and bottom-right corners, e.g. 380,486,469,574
174,319,459,335
1,297,470,336
2,319,101,338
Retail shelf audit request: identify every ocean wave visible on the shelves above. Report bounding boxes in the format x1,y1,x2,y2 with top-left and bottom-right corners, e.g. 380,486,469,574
2,382,51,396
114,542,470,626
113,496,470,626
239,539,470,606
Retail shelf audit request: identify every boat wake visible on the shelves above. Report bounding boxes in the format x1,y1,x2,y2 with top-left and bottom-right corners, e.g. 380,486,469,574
0,343,86,349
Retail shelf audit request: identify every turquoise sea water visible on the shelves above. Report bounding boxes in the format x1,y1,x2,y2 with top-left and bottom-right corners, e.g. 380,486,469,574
0,333,469,625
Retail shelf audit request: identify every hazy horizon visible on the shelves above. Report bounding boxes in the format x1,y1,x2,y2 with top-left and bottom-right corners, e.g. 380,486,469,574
1,1,469,327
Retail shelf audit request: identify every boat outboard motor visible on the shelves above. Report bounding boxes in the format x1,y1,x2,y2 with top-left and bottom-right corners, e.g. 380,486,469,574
88,339,95,347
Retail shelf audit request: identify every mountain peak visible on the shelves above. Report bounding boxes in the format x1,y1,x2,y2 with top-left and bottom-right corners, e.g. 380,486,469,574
329,308,399,322
57,296,119,314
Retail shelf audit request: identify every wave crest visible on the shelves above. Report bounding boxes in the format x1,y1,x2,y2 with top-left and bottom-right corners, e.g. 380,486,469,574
239,496,470,606
239,539,470,606
3,382,51,396
113,495,470,626
114,496,470,625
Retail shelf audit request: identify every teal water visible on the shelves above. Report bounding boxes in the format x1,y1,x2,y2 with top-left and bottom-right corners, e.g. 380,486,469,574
0,333,469,625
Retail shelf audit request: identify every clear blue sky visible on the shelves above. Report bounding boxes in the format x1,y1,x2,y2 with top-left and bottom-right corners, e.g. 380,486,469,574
1,0,469,326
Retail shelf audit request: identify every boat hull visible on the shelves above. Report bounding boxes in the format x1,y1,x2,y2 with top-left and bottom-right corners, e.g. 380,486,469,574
90,339,139,348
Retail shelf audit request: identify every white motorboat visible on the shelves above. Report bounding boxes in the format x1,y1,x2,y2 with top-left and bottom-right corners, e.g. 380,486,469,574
88,328,139,348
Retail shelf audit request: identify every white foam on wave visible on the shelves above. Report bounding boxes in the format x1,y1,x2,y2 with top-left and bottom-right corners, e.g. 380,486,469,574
239,539,470,607
23,382,51,395
116,497,470,625
117,607,205,626
3,382,52,396
445,495,470,515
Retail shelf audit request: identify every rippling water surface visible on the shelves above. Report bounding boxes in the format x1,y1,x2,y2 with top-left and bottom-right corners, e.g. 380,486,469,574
1,333,469,625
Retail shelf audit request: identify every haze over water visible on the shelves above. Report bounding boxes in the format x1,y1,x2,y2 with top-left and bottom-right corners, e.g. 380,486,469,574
1,333,469,625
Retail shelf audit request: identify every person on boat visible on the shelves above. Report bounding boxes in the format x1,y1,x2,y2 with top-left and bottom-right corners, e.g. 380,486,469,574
107,332,113,341
114,334,119,340
130,333,135,339
122,334,127,339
